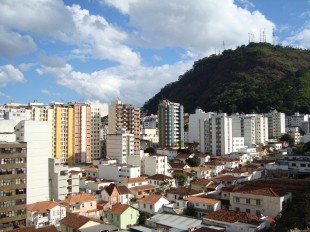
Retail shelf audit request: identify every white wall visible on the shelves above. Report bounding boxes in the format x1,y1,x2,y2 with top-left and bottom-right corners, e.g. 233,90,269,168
15,120,49,204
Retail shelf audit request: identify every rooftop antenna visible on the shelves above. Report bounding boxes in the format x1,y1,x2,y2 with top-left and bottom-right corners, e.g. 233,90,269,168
248,32,251,43
259,30,262,43
223,40,225,51
272,31,276,45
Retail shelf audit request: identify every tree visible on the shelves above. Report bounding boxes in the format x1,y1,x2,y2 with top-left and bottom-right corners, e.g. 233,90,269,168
175,173,187,187
138,211,152,224
144,147,155,154
183,205,197,217
186,157,201,167
280,134,295,146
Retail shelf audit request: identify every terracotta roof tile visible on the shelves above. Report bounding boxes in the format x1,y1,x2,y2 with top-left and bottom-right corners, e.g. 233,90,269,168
186,196,220,205
12,226,58,232
192,227,225,232
189,167,211,172
108,203,131,215
212,174,239,181
203,209,259,224
147,174,173,181
191,179,213,186
207,182,219,190
120,177,146,183
169,163,190,169
61,193,95,205
167,187,202,196
129,184,156,191
60,212,95,229
205,161,224,166
117,185,131,195
27,201,59,213
137,194,167,204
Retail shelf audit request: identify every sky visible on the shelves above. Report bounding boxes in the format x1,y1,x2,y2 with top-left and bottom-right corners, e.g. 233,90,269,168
0,0,310,115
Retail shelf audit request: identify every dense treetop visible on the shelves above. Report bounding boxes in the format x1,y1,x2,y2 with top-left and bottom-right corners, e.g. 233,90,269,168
143,43,310,115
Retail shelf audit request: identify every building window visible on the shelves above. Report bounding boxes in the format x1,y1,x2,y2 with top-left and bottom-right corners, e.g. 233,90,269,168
246,209,251,213
235,197,240,203
256,210,261,217
150,205,153,210
144,204,146,208
235,207,240,212
246,199,250,204
256,199,261,205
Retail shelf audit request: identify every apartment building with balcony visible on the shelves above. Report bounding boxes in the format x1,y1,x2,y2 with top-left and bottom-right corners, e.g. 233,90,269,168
108,100,141,155
0,142,27,231
48,158,79,201
158,100,184,148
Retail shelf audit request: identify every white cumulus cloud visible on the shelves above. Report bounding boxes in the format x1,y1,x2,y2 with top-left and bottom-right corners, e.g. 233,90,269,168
105,0,275,55
36,61,193,106
0,65,26,87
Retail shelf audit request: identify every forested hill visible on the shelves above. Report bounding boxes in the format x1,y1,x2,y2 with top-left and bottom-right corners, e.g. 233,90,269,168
143,43,310,115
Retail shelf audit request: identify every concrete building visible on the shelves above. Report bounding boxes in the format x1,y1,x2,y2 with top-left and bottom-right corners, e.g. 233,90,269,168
91,105,101,160
255,114,269,145
200,113,233,155
0,142,27,231
141,128,159,144
26,201,66,229
158,100,184,148
108,100,140,154
286,112,309,128
48,158,79,201
232,137,245,152
98,163,140,182
188,108,213,143
127,152,170,176
106,129,134,164
142,114,158,129
264,110,285,139
15,120,50,204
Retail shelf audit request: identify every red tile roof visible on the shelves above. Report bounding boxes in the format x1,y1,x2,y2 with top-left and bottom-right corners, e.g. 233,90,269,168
205,161,224,166
27,201,59,213
221,184,286,197
147,174,173,181
188,166,211,172
186,196,220,205
120,177,147,183
212,174,239,181
192,227,225,232
191,179,213,186
169,163,190,169
167,187,202,196
12,226,58,232
60,212,100,229
107,203,131,215
137,194,167,204
61,193,95,205
129,184,156,191
203,209,259,224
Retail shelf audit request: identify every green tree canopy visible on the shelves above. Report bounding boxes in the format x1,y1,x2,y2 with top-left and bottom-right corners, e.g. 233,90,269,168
175,173,187,187
183,205,197,217
280,133,295,146
186,157,201,167
144,147,155,153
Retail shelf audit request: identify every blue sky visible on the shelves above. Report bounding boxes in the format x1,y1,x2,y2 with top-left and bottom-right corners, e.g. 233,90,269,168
0,0,309,115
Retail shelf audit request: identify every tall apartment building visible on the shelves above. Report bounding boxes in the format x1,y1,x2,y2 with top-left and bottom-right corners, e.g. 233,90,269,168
15,121,50,204
0,142,27,231
264,110,285,139
158,100,184,148
106,129,134,164
188,108,214,143
108,100,140,154
48,158,80,201
141,114,158,129
200,113,232,155
255,114,269,145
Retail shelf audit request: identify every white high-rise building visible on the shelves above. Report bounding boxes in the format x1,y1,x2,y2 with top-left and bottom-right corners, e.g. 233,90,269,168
106,129,134,164
200,113,232,155
188,108,214,143
15,120,50,204
255,114,269,145
264,110,285,139
286,112,309,128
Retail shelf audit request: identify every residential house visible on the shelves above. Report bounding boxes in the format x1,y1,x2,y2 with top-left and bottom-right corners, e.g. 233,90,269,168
147,174,176,191
98,164,140,182
106,203,139,229
212,174,244,186
156,147,178,160
186,196,221,217
187,166,212,179
137,194,170,214
60,193,100,218
205,161,225,176
202,209,270,232
26,201,66,229
119,177,148,188
60,212,107,232
84,166,99,179
226,184,292,217
174,153,194,163
211,157,240,169
11,225,58,232
166,187,203,202
101,183,132,207
191,179,216,192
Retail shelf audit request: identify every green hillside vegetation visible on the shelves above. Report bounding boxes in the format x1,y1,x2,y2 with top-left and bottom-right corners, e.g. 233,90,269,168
143,43,310,115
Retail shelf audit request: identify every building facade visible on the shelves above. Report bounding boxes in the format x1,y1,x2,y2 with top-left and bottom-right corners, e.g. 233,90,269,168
158,100,184,148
